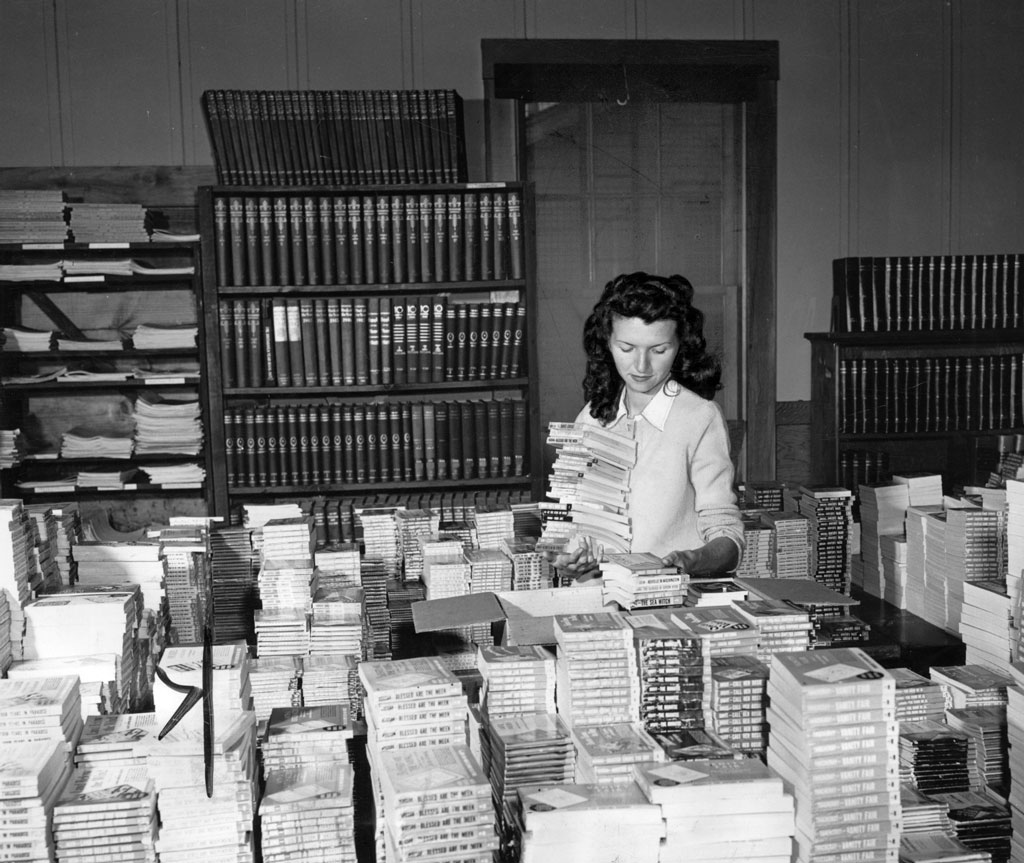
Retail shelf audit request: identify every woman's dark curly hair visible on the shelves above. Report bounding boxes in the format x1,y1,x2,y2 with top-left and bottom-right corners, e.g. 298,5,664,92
582,271,722,424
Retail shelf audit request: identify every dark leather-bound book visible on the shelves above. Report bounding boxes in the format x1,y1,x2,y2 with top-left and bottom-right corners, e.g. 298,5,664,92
418,194,433,282
303,196,320,285
388,403,402,482
260,298,276,386
400,402,414,482
463,192,478,281
354,298,370,386
318,196,335,285
431,295,447,383
219,301,236,389
486,399,501,477
499,399,514,476
273,197,291,285
447,401,462,481
390,195,406,283
288,196,307,286
242,407,257,487
245,299,262,388
432,194,448,282
455,303,469,382
258,196,275,287
460,399,477,479
478,192,494,279
391,296,407,384
367,296,381,386
361,196,377,284
314,298,331,387
299,299,319,387
353,405,368,484
466,302,481,380
243,196,261,286
228,196,247,286
230,301,248,389
492,191,508,280
423,402,436,480
507,189,524,281
330,404,344,483
213,196,230,286
444,302,457,382
477,304,491,381
447,193,463,282
296,405,312,485
375,404,391,482
434,401,449,481
375,195,391,284
379,297,392,385
224,409,238,487
513,399,527,475
254,406,269,486
326,298,343,386
333,197,350,284
339,299,356,386
404,194,420,283
266,406,280,486
347,195,363,284
342,405,356,483
410,402,425,481
285,406,300,485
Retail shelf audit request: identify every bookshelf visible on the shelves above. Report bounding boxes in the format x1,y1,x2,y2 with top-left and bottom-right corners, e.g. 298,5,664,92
0,241,210,503
197,182,542,525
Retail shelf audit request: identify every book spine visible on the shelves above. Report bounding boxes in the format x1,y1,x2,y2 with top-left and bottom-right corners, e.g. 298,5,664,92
512,400,526,475
285,300,304,387
231,300,249,388
219,301,236,389
312,298,330,386
273,197,291,284
260,298,276,386
354,298,370,385
392,295,407,384
433,193,448,282
330,404,344,482
418,296,432,382
406,297,420,383
411,402,426,480
479,192,494,279
347,195,364,284
488,302,505,380
460,397,476,479
326,298,343,386
339,298,356,386
380,296,392,385
487,399,501,477
266,406,280,485
478,303,492,380
285,406,300,485
463,192,478,281
492,191,508,280
448,401,462,480
431,295,447,383
257,196,275,286
308,404,323,483
473,400,489,478
353,405,368,483
296,405,311,484
224,408,238,486
243,407,257,486
400,402,414,481
228,196,246,286
455,303,468,381
447,193,463,282
333,197,350,284
499,399,513,476
444,301,457,381
434,401,449,480
254,406,268,486
376,404,391,481
319,195,335,284
361,196,377,283
367,296,381,385
304,195,320,285
423,402,436,480
214,196,230,286
376,194,392,283
289,196,307,286
299,298,318,387
390,195,406,283
389,403,402,481
405,194,421,283
508,189,524,280
243,196,261,286
342,405,355,483
509,303,526,376
467,302,481,380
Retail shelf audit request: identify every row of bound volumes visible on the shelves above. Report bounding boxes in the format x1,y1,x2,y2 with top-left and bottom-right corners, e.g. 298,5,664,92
832,254,1023,333
224,397,528,487
220,295,525,389
838,449,891,498
212,190,524,287
201,89,466,186
838,354,1023,434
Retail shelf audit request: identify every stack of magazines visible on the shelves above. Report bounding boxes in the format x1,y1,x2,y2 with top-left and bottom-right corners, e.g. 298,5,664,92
132,393,202,456
67,202,148,243
2,326,54,351
0,189,68,243
60,425,133,459
0,740,72,863
130,322,198,349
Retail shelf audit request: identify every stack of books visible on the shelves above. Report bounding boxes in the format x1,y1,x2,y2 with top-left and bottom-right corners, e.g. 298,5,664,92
359,556,392,660
599,551,684,609
1007,481,1024,610
0,499,34,662
960,579,1013,670
356,507,402,579
899,830,991,863
466,547,513,594
314,541,362,584
894,471,945,507
761,510,811,578
0,427,23,470
385,578,425,656
74,712,159,769
208,525,261,644
945,706,1009,794
502,536,553,590
626,610,704,733
765,648,900,863
7,653,125,717
880,533,910,608
132,393,203,456
395,508,439,583
1003,671,1024,863
258,558,315,615
153,641,251,737
651,726,741,761
569,721,663,784
72,540,167,628
472,504,515,549
59,425,133,459
482,712,574,829
930,789,1012,863
889,667,948,723
0,740,72,863
544,420,638,554
929,664,1013,710
633,757,795,863
254,607,309,657
377,743,497,863
734,598,813,662
0,675,83,760
857,481,910,598
248,656,303,723
685,577,747,607
797,486,855,593
734,513,775,577
898,719,978,794
67,202,148,242
308,584,363,655
22,506,61,592
259,762,357,863
0,589,11,676
553,612,640,726
905,504,944,620
303,654,362,720
513,781,663,863
157,525,209,644
708,654,770,754
943,506,1002,632
52,765,158,863
477,644,556,718
262,703,354,774
744,480,786,511
899,783,955,836
130,322,198,349
150,710,258,863
0,189,68,242
421,543,469,600
1,325,54,350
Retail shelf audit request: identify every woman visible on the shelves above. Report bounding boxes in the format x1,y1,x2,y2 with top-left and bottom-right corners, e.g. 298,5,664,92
555,271,744,581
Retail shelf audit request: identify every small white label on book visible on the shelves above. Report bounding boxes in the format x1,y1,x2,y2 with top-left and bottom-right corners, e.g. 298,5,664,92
649,764,710,784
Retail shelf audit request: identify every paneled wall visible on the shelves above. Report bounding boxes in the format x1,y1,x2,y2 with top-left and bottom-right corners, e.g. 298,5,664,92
2,0,1023,406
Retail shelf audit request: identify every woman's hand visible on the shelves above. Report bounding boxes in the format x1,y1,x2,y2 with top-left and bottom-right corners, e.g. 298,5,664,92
661,536,740,575
547,536,604,582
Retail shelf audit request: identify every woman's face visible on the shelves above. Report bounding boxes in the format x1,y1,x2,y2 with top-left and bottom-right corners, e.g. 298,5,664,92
608,315,680,398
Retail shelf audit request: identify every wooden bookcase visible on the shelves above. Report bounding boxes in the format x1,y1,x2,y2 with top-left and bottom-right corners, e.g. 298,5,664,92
197,182,542,530
805,329,1024,492
0,241,210,505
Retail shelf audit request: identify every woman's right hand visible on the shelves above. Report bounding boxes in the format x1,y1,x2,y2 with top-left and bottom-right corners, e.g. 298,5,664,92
548,537,603,582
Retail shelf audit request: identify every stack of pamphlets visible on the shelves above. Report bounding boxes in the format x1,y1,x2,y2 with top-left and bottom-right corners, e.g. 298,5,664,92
241,502,304,529
930,788,1012,863
156,525,209,644
898,719,978,794
385,578,426,657
0,189,68,242
303,654,362,720
929,664,1013,710
262,703,354,773
8,654,125,717
686,577,747,607
905,504,944,619
0,427,23,469
0,739,73,863
355,507,402,579
513,780,663,863
421,545,469,600
880,533,910,608
733,598,813,662
150,710,258,863
254,607,309,657
569,721,663,784
74,467,137,489
960,579,1013,670
708,654,770,754
797,486,855,593
153,640,250,737
395,508,439,582
889,667,948,723
502,536,553,590
544,420,638,554
761,510,811,578
1003,672,1024,863
942,505,1002,631
74,712,158,769
308,584,363,655
258,558,314,614
482,711,574,829
1008,481,1024,605
209,525,260,644
858,481,911,597
22,589,139,711
735,513,775,577
477,644,556,718
923,509,952,630
52,764,158,862
1,325,54,350
0,675,83,752
259,761,357,863
650,726,741,761
625,609,704,733
946,705,1009,793
140,462,205,487
22,506,61,592
466,547,513,593
132,393,203,456
765,648,900,863
899,783,955,836
72,539,167,622
247,655,303,723
632,756,795,863
377,743,497,863
0,590,11,675
894,472,945,507
40,501,81,587
0,499,34,661
130,322,198,349
599,551,684,609
60,425,133,459
261,515,316,562
553,612,640,726
744,480,786,511
898,830,990,863
472,503,515,549
67,201,148,242
359,557,392,660
314,542,362,583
